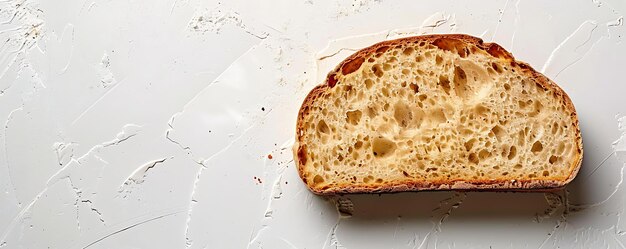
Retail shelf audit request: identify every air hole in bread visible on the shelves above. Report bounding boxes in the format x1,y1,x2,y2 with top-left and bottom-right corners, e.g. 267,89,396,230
464,138,477,151
551,122,558,134
430,108,447,124
453,66,468,98
439,75,451,95
409,83,419,93
531,141,543,153
549,155,558,164
342,57,365,75
403,47,414,55
354,141,363,149
435,55,443,65
492,62,502,73
372,136,396,158
557,142,565,155
367,106,377,118
468,153,479,164
316,121,330,141
382,102,390,111
372,64,384,77
491,125,505,141
364,79,374,89
479,149,491,160
508,146,517,160
382,88,391,98
393,102,412,127
529,101,543,117
474,105,489,117
313,175,324,184
346,110,362,125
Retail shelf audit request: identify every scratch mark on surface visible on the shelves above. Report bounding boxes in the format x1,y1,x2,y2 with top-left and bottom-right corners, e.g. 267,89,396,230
78,208,184,249
537,220,564,249
317,47,358,61
0,124,140,245
541,20,601,78
170,0,180,14
419,12,452,30
435,192,466,232
117,157,170,198
53,141,77,166
491,0,510,42
393,216,401,241
510,0,521,51
184,123,257,248
280,237,299,249
263,175,284,218
86,2,96,12
58,24,75,75
66,175,107,227
102,124,142,147
70,78,125,126
387,12,455,39
613,232,626,249
592,0,603,7
322,221,345,249
81,200,105,224
67,176,83,230
417,193,466,248
569,115,626,209
165,114,193,157
246,225,269,249
2,106,22,206
607,16,623,27
159,45,261,248
585,151,615,179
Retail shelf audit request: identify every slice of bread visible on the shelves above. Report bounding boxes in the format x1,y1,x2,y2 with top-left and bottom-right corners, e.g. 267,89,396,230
294,34,583,195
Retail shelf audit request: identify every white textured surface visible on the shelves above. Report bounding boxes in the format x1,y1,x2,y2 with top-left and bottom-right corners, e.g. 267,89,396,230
0,0,625,248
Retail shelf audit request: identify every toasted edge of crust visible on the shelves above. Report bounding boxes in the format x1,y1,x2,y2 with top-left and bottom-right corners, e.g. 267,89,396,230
294,34,583,195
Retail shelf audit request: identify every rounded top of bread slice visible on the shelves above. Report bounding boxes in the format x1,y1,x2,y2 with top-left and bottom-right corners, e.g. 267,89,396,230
294,34,583,195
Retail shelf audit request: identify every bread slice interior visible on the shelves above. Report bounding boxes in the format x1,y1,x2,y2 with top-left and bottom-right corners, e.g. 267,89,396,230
294,35,582,194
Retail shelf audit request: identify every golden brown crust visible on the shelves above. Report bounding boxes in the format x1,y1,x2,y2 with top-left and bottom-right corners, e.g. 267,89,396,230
294,34,583,195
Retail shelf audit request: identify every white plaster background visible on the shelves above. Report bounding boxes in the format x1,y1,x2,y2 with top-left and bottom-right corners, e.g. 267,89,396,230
0,0,625,248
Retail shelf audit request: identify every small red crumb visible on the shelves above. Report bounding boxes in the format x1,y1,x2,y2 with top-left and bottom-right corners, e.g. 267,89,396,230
267,154,273,159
